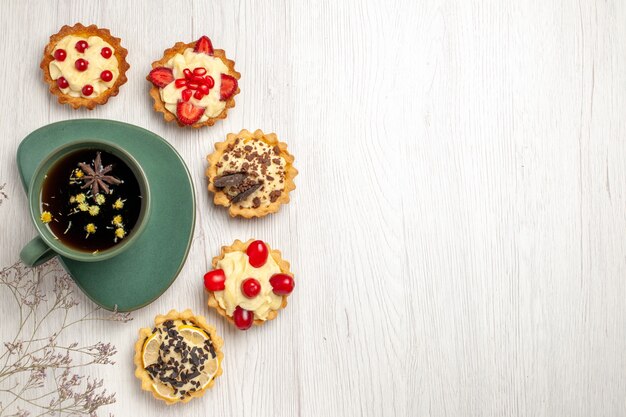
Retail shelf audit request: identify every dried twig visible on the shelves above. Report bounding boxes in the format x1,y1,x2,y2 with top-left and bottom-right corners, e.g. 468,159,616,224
0,259,132,416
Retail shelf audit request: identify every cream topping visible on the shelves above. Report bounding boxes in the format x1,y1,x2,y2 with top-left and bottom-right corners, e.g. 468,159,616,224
143,319,218,399
215,138,287,208
49,35,119,98
160,48,229,122
214,251,283,320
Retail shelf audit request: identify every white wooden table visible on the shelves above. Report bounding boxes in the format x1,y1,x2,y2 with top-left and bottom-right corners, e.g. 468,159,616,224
1,1,625,416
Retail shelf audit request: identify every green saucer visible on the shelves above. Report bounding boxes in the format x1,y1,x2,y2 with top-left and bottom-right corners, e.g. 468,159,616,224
17,119,195,312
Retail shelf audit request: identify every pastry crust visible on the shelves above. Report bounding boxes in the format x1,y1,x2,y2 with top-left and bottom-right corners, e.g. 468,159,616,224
147,41,240,128
40,23,129,110
206,129,298,218
133,309,224,405
207,239,293,327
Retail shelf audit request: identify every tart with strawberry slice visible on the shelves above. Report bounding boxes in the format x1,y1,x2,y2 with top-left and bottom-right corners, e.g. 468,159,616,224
41,23,129,109
206,129,298,218
147,35,240,127
134,309,224,404
204,239,295,330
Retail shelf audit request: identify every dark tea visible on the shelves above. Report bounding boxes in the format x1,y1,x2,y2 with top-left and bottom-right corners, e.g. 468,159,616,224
40,149,142,253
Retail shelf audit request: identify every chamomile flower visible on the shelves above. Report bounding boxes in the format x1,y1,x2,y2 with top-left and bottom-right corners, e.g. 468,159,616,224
95,194,106,205
85,223,96,237
40,211,52,223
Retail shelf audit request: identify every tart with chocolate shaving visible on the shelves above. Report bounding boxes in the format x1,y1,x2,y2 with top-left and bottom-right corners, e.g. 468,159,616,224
147,35,240,127
206,129,297,218
40,23,129,109
134,309,223,405
203,239,295,330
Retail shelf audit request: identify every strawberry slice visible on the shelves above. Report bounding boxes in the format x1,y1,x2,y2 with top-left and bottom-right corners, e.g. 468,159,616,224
194,36,214,55
220,74,238,100
176,101,205,125
148,67,174,88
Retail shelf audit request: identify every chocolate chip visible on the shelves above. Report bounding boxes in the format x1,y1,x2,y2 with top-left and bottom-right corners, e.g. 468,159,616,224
269,190,282,202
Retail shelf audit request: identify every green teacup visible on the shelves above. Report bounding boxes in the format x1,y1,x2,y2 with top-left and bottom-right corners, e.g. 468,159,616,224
20,139,151,267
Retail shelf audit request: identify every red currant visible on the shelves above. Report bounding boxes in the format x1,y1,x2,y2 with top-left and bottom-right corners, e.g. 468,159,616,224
269,274,295,295
54,49,66,61
82,85,94,96
183,68,193,80
101,47,112,58
193,67,207,76
175,79,187,88
75,40,88,53
100,70,113,82
205,76,215,88
181,89,193,102
203,269,226,291
57,77,69,89
241,278,261,298
193,90,205,100
233,306,254,330
75,58,88,71
246,240,268,268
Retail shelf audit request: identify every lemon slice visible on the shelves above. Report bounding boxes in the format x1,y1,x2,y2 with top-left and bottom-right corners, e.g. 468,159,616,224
142,332,160,368
177,325,209,347
202,356,220,381
177,325,220,387
152,381,178,401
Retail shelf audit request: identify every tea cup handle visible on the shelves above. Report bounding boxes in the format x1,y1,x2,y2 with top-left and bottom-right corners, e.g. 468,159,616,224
20,236,56,267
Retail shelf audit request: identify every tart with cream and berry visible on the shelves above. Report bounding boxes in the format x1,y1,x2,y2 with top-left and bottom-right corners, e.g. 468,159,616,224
206,129,297,218
134,309,224,405
147,35,240,127
204,239,295,330
41,23,129,109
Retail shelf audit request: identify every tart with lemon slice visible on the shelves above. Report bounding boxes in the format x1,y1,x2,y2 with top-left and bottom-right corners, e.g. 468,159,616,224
206,129,298,218
147,35,240,127
41,23,129,109
134,309,223,404
204,239,295,330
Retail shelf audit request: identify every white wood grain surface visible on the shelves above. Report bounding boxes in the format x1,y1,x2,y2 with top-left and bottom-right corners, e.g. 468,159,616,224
0,0,625,416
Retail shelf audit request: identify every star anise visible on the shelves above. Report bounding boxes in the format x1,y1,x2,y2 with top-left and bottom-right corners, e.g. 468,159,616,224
78,152,122,195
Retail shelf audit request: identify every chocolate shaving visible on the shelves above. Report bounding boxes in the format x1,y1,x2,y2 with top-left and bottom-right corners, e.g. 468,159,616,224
213,172,247,188
231,183,261,203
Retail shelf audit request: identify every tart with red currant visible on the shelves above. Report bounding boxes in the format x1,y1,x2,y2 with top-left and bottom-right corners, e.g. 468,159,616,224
40,23,129,109
204,239,295,330
134,309,224,405
206,129,297,218
147,35,240,128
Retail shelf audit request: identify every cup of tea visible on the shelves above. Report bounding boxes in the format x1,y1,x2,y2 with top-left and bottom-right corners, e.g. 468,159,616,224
20,139,151,266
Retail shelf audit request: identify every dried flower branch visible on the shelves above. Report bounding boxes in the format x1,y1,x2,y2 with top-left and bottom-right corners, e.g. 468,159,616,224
0,183,7,207
0,259,132,416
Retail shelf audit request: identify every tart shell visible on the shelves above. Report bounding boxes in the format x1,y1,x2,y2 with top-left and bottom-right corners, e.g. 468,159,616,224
40,23,129,110
207,239,293,327
147,41,240,128
133,309,224,405
206,129,298,218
